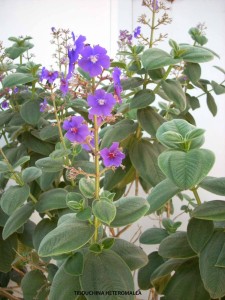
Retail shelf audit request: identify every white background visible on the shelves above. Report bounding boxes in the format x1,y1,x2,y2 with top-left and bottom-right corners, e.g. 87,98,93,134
1,1,225,297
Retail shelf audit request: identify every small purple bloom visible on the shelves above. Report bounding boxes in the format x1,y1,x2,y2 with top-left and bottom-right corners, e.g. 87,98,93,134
134,26,141,38
112,67,123,103
51,27,56,33
67,33,86,79
60,76,69,95
118,30,133,45
87,89,116,117
78,45,110,77
13,87,19,94
40,98,48,112
1,100,9,109
40,67,58,84
63,116,90,143
152,0,159,11
100,142,125,167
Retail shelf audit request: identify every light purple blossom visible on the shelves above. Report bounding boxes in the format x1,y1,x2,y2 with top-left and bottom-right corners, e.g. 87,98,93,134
134,26,141,38
1,100,9,109
100,142,125,167
87,89,116,117
118,30,133,45
60,76,69,95
40,67,58,83
67,33,86,79
152,0,159,11
112,67,123,103
40,98,48,112
63,116,90,143
78,45,110,77
13,87,19,94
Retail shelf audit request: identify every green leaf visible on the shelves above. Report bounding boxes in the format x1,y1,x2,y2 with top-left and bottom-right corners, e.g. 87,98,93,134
137,107,165,137
120,77,144,90
0,110,14,127
36,188,68,213
138,252,164,290
80,250,135,300
0,228,17,273
12,155,30,169
158,149,215,189
102,237,115,250
142,48,181,70
147,178,181,213
22,167,42,183
33,218,57,252
129,139,165,186
35,157,64,172
130,89,155,110
92,200,116,225
2,73,35,88
206,93,217,116
161,79,186,111
38,216,95,257
2,202,34,240
21,270,49,300
66,192,84,211
151,258,187,290
199,231,225,299
179,45,214,63
76,207,92,221
63,252,84,276
100,119,137,149
21,132,55,156
49,264,81,300
110,196,149,227
140,228,169,245
164,258,210,300
211,80,225,95
49,149,71,160
159,232,197,259
1,184,30,215
183,62,201,83
20,100,41,125
187,218,214,253
192,200,225,221
199,176,225,195
156,119,205,150
79,177,95,199
0,161,9,173
111,239,148,271
18,219,36,248
39,125,59,141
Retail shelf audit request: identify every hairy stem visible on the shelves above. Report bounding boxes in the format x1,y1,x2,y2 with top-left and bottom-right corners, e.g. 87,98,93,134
191,187,201,205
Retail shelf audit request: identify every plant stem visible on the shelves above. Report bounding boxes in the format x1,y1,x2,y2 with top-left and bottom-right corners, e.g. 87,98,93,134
191,187,201,205
19,55,22,65
149,0,157,48
51,91,67,150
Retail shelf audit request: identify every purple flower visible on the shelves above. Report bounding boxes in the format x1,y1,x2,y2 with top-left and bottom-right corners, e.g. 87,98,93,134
100,142,125,167
134,26,141,38
51,27,56,33
13,87,19,94
60,76,69,95
112,67,123,103
87,89,116,117
118,30,133,45
63,116,90,143
40,98,48,112
88,113,104,126
152,0,159,11
40,67,58,84
78,45,110,77
1,100,9,109
67,33,86,79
